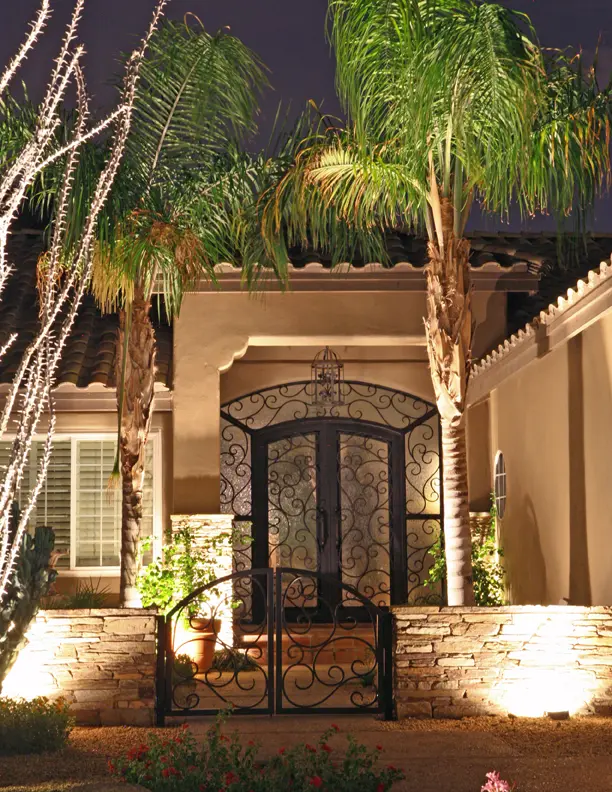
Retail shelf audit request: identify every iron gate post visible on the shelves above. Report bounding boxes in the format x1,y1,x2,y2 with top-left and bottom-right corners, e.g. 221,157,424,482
155,615,166,727
381,610,395,721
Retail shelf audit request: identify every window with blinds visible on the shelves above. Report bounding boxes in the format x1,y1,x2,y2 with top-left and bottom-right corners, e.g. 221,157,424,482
0,436,157,570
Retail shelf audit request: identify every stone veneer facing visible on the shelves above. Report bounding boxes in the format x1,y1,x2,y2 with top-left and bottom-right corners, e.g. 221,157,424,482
394,605,612,719
2,609,157,726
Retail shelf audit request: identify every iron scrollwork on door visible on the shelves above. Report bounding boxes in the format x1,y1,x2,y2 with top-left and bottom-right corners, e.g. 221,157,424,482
221,381,442,604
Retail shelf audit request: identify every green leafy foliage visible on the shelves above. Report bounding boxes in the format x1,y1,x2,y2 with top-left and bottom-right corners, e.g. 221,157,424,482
211,647,259,673
0,696,73,755
424,501,507,606
44,577,110,609
173,653,197,682
109,717,405,792
263,0,611,268
0,520,58,690
136,523,247,618
89,17,268,321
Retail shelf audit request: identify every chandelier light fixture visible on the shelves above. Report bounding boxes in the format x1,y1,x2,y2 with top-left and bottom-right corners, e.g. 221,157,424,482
310,346,344,405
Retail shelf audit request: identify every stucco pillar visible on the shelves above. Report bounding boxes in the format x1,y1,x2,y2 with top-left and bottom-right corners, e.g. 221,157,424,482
173,294,248,514
173,363,223,513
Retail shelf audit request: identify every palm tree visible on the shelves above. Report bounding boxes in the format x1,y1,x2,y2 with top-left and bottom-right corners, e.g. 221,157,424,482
262,0,611,605
89,18,267,606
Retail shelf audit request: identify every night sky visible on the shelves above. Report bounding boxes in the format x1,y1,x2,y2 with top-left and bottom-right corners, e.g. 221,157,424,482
2,0,612,231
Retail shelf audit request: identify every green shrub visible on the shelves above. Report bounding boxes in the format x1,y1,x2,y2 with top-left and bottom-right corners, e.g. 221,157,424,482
137,523,251,622
173,653,197,681
110,717,405,791
423,499,507,607
0,696,73,755
45,577,110,609
211,648,259,672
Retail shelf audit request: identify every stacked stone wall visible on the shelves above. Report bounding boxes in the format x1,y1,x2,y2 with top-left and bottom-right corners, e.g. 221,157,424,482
3,609,157,726
394,605,612,719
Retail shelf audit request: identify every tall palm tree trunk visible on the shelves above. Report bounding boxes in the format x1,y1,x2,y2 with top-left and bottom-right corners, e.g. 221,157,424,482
425,199,475,605
117,284,156,607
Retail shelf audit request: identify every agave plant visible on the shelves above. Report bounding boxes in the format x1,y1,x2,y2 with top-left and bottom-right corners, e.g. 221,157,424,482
262,0,611,604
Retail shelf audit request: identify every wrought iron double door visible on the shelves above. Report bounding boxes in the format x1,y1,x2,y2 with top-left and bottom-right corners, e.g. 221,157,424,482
251,419,407,617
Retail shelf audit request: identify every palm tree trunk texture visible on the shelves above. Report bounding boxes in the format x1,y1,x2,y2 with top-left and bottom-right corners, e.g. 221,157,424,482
117,286,156,607
425,198,475,605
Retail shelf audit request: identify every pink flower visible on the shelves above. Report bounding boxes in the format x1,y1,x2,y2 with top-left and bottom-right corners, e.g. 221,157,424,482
376,785,385,792
321,743,333,753
376,744,383,751
310,777,323,788
331,724,340,732
482,771,513,792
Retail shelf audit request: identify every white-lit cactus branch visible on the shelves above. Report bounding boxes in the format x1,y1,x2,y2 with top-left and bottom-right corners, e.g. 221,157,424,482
0,0,169,601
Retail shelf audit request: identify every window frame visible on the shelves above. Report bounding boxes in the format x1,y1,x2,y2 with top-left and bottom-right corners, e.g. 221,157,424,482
3,430,162,576
494,450,506,519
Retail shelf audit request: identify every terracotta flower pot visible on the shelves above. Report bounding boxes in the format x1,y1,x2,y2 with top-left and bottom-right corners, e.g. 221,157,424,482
188,617,222,673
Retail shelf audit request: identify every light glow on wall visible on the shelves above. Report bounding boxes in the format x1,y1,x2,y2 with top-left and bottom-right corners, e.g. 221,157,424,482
500,669,591,717
394,605,612,719
3,646,57,700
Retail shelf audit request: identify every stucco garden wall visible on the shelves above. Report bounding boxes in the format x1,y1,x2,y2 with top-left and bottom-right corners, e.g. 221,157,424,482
487,307,612,606
489,343,570,605
2,609,157,726
394,606,612,719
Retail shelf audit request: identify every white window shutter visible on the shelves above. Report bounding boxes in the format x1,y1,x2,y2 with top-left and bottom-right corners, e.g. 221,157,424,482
0,435,157,571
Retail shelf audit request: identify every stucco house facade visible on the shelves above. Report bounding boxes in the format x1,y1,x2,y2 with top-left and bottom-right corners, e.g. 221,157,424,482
5,230,612,611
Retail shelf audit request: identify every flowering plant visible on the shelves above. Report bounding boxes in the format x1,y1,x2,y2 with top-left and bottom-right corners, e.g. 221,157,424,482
109,717,405,791
481,771,515,791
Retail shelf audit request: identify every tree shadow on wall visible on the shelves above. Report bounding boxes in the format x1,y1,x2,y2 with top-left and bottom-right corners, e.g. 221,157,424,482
567,333,592,606
503,495,547,604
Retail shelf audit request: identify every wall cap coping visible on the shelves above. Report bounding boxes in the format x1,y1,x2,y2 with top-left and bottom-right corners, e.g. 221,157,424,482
170,514,234,522
392,605,612,615
39,608,157,617
469,255,612,400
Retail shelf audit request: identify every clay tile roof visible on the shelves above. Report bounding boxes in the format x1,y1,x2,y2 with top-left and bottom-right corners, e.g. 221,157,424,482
506,234,612,334
285,231,572,272
0,233,172,389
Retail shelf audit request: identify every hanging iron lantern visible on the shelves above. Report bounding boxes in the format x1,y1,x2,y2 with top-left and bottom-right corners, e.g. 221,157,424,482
311,346,344,405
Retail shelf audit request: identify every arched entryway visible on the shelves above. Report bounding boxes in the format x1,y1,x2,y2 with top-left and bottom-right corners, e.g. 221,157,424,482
220,380,442,609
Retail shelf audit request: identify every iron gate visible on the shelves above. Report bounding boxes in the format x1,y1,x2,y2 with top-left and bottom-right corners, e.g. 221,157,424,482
155,567,394,724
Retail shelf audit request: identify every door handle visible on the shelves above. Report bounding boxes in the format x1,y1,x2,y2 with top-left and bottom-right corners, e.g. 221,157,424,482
335,506,343,550
316,506,328,551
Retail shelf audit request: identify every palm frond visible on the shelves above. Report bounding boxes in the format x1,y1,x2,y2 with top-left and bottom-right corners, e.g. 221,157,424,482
263,0,610,261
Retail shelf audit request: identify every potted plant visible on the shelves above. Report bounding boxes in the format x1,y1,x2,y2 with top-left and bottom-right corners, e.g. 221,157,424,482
137,523,237,671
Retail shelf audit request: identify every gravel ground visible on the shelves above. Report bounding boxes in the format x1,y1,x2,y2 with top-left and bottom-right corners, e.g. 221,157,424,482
381,714,612,757
2,716,612,792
